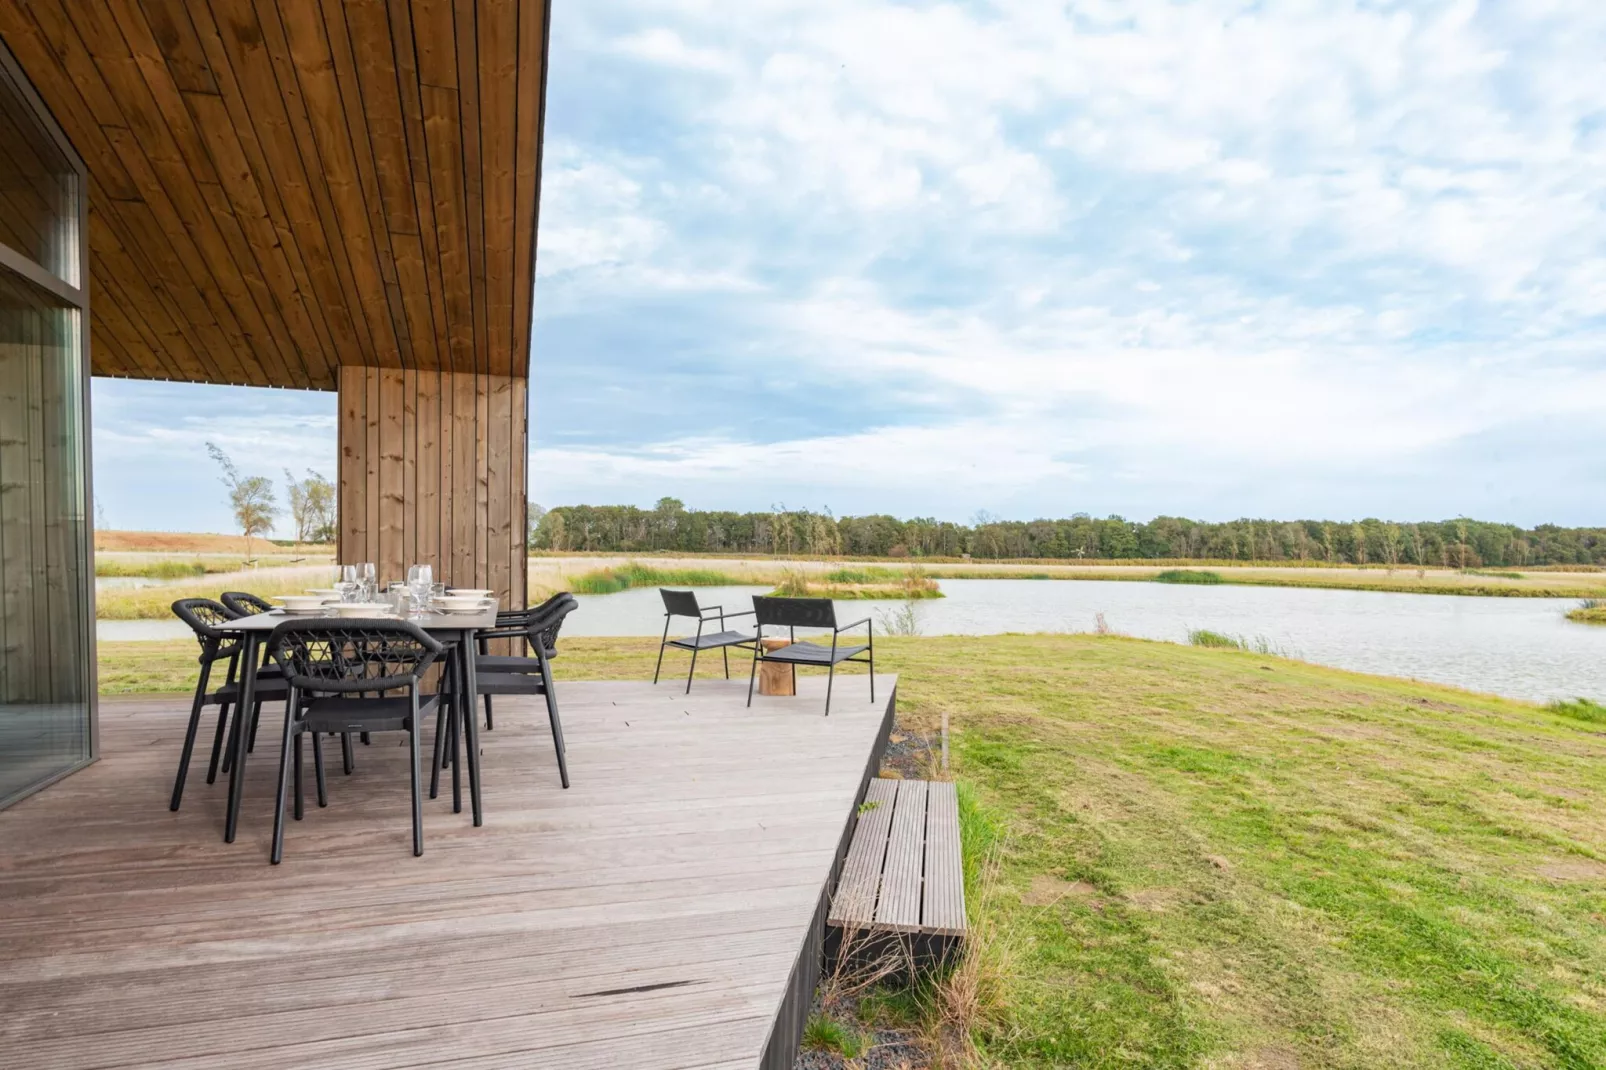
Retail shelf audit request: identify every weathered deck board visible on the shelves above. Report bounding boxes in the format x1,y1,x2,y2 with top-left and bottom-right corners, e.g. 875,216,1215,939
922,780,967,935
0,675,896,1069
873,778,928,932
826,777,896,926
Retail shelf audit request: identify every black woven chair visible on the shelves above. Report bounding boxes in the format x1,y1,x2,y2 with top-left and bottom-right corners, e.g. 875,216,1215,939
264,619,445,863
220,590,360,773
168,598,291,811
468,592,578,729
439,614,571,793
745,596,874,716
653,589,756,693
220,590,275,617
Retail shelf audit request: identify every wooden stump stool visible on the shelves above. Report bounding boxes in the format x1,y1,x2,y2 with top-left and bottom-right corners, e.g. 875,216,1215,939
757,639,795,696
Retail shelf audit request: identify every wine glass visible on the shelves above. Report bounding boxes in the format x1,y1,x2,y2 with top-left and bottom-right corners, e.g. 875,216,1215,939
338,564,360,603
360,562,377,601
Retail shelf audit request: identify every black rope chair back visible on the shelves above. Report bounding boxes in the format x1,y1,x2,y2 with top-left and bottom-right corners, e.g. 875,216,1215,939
753,596,838,631
262,620,445,863
529,594,579,657
221,591,275,618
171,597,240,665
660,588,702,619
268,619,444,693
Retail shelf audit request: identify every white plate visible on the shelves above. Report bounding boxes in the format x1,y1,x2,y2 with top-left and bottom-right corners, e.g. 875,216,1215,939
449,588,493,599
439,605,489,615
331,603,398,618
280,607,327,616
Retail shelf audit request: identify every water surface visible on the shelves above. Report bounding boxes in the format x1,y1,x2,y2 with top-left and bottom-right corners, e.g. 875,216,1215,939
566,580,1606,705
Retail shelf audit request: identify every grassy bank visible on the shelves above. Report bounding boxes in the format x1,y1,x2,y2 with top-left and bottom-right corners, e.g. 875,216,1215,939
1568,600,1606,625
94,566,336,620
98,633,1606,1067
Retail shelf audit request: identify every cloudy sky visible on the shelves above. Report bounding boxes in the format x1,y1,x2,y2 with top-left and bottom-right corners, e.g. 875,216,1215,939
94,0,1606,535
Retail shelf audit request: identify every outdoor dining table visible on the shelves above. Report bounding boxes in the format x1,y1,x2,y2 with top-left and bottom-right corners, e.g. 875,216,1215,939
215,605,501,843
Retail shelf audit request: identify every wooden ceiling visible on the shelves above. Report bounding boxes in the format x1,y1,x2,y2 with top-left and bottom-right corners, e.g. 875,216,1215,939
0,0,550,389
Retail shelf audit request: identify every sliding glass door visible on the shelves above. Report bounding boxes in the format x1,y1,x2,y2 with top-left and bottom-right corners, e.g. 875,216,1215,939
0,44,94,807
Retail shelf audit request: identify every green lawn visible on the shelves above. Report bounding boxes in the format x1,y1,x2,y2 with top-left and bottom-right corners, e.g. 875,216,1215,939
101,634,1606,1067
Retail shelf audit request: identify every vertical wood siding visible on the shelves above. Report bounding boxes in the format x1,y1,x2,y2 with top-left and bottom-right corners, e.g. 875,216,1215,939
337,365,525,609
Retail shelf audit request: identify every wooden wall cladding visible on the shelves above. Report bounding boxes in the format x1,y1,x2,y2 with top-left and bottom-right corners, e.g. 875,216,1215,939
0,0,551,388
337,365,526,609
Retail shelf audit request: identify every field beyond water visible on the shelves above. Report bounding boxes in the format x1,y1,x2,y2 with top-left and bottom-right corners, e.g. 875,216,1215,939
99,634,1606,1067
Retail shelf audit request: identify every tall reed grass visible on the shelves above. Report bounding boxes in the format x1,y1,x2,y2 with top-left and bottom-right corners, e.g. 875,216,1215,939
568,563,739,594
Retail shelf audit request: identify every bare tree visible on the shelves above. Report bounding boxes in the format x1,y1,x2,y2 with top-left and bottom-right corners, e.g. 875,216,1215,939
207,443,277,561
283,469,336,543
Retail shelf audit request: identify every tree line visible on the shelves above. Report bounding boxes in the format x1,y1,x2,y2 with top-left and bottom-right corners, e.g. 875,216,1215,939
529,499,1606,568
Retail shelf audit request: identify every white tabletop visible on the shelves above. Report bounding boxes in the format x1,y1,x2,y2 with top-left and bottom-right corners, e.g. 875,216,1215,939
220,608,500,633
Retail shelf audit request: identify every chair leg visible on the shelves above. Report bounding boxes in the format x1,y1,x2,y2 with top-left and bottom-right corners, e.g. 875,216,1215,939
220,700,242,775
169,663,213,811
722,646,730,679
271,708,296,865
247,697,263,753
450,698,463,815
825,662,836,717
483,693,494,731
653,619,671,684
341,732,355,775
205,700,231,785
430,694,448,800
746,648,761,707
293,731,304,821
685,646,700,695
541,661,569,789
409,715,424,857
313,734,328,807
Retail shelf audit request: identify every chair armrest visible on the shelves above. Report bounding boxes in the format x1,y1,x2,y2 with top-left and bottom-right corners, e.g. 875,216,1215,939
718,609,755,619
837,617,872,633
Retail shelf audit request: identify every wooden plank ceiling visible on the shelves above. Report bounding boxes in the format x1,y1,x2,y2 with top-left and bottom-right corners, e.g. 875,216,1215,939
0,0,550,390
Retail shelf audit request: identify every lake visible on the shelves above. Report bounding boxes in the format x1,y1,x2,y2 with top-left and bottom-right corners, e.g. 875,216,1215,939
563,579,1606,705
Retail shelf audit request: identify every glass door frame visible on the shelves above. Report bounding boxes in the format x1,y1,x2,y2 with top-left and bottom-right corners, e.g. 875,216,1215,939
0,37,98,806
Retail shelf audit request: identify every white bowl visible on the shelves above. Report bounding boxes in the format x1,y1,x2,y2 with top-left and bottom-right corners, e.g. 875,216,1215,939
450,588,493,599
331,602,397,618
434,595,485,612
278,595,327,611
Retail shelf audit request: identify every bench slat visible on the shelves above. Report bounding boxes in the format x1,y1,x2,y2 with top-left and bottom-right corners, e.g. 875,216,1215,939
874,779,928,932
827,778,898,927
921,780,966,936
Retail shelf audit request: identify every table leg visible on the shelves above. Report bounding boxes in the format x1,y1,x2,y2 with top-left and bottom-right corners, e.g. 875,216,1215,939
461,628,484,826
224,632,259,843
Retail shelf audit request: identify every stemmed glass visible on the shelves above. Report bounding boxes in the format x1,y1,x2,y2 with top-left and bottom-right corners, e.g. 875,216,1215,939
338,564,360,603
407,564,433,618
360,562,377,602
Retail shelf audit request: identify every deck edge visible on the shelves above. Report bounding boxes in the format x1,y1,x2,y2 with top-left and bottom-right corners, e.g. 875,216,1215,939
757,679,897,1070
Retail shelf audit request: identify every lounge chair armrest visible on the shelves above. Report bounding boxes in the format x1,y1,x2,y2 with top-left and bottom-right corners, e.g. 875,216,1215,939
838,617,872,632
718,609,755,619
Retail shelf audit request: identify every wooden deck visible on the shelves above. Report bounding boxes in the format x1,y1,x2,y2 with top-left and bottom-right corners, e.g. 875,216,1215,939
0,675,897,1070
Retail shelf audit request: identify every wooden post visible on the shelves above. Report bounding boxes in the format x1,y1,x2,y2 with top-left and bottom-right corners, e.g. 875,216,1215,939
758,639,796,697
337,366,527,610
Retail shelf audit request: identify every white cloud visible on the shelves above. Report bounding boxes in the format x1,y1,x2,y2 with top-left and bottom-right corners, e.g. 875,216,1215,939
533,1,1606,521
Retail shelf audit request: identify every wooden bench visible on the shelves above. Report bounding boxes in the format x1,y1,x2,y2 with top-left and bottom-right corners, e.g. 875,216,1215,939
827,777,966,971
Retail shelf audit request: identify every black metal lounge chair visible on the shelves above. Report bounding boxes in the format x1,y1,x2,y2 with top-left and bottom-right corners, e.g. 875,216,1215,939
653,588,756,693
745,596,874,716
264,619,445,863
